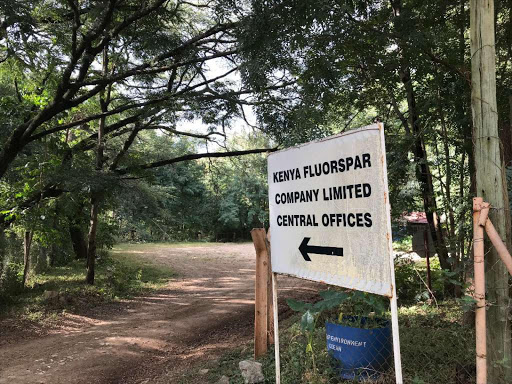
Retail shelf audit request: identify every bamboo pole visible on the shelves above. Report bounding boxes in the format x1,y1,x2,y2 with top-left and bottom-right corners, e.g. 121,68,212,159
473,197,487,384
484,218,512,277
477,200,512,277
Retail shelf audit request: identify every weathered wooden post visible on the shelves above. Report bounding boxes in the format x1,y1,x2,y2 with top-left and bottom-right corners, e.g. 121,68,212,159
471,0,511,380
251,228,272,358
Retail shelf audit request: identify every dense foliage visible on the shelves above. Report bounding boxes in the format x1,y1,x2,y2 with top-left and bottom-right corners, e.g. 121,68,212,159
0,0,512,380
0,0,284,287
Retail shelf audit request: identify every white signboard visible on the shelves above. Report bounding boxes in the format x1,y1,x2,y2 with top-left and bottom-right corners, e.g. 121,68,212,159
268,124,394,297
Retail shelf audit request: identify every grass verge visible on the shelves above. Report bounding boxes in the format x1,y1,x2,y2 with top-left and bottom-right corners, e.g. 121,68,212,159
198,301,475,384
0,244,175,324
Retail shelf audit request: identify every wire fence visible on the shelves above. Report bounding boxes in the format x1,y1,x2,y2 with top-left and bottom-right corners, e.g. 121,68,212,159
263,200,512,383
324,294,477,384
309,251,481,384
376,199,512,384
480,238,512,384
274,253,482,383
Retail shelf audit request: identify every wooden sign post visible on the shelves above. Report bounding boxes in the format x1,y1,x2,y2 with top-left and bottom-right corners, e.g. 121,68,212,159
251,228,274,358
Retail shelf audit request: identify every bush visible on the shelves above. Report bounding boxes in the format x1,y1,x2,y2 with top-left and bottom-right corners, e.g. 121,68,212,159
0,230,25,304
102,256,143,297
0,262,24,304
394,259,422,304
394,257,447,304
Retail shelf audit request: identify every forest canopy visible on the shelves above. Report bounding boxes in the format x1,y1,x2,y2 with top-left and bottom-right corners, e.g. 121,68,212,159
1,1,512,380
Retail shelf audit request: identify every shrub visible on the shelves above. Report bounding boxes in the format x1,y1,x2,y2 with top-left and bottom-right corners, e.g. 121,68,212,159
0,262,24,304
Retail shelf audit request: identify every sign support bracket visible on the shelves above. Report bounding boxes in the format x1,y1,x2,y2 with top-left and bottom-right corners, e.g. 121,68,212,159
390,294,403,383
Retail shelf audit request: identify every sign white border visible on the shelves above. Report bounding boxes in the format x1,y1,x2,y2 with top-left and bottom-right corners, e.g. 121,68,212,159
268,123,393,296
269,123,402,383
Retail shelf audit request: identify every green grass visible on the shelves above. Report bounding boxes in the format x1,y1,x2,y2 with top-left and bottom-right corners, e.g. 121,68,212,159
399,302,475,383
393,235,413,253
202,301,475,384
0,245,175,323
113,241,221,250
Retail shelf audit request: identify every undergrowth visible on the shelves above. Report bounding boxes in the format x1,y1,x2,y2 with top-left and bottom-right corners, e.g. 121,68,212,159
0,244,175,322
202,301,474,384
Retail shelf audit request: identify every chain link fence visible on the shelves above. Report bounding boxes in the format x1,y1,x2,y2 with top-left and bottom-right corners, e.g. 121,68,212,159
295,255,478,384
273,202,512,383
325,292,476,383
480,231,512,384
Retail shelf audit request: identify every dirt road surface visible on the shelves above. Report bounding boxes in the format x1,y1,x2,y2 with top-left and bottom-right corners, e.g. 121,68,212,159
0,243,321,383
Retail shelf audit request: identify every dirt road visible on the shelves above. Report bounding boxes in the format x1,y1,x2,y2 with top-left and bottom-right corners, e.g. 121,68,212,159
0,243,321,384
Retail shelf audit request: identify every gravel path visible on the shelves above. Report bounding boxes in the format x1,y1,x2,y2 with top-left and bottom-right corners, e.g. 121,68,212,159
0,243,321,384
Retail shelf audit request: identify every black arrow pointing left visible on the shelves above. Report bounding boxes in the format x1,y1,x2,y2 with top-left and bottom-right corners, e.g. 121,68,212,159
299,237,344,262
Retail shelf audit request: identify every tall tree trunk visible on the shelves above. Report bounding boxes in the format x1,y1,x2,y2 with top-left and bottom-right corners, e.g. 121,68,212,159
86,196,99,284
23,231,33,287
0,227,4,281
400,66,451,273
509,94,512,161
438,97,462,297
390,0,451,287
499,95,512,166
458,0,476,196
471,0,511,381
86,46,110,285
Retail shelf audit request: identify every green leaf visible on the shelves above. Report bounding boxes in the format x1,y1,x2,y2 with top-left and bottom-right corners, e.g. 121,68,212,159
287,299,312,312
300,310,316,333
313,290,349,311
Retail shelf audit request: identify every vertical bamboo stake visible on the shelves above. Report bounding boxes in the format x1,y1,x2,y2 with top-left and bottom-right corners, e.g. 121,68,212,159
473,197,487,384
251,228,269,358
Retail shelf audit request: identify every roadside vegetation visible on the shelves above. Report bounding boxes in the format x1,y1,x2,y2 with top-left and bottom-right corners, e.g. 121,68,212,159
0,243,175,324
1,1,512,382
196,244,475,384
201,302,473,384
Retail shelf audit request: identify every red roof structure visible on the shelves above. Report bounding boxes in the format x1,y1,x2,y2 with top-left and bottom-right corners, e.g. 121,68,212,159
402,212,428,224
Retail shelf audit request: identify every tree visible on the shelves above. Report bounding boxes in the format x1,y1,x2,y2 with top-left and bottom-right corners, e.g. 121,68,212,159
114,133,213,241
0,0,286,283
242,1,475,290
471,0,511,380
0,0,286,212
206,132,270,239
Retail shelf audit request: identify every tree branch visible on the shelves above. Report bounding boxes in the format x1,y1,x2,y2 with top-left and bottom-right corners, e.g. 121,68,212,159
155,126,226,139
27,99,163,142
78,49,239,87
117,147,277,174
